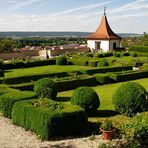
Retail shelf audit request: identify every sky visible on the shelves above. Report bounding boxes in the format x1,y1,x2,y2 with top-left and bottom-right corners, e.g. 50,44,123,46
0,0,147,33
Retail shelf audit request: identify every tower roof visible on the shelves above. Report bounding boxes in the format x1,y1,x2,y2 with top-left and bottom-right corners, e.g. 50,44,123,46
87,15,121,40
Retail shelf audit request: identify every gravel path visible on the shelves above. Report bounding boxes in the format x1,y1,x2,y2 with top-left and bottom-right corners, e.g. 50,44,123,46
0,115,123,148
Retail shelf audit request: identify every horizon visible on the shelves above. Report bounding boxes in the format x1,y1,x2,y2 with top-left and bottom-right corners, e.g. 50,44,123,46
0,0,148,34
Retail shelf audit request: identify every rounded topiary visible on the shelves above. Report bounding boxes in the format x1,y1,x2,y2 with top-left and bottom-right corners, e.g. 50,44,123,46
97,59,109,67
71,87,100,114
34,78,57,100
56,56,67,65
112,82,148,117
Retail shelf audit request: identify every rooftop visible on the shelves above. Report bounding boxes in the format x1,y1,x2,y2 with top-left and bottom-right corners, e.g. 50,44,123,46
87,14,121,40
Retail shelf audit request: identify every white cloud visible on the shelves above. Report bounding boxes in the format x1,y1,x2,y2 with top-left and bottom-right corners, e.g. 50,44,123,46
53,1,112,16
9,0,47,11
109,0,148,14
0,0,147,33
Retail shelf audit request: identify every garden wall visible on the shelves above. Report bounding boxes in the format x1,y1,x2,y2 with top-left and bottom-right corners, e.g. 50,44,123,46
0,50,46,60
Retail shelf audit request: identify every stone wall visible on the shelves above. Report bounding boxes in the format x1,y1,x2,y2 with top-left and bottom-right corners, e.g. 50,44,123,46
0,50,46,60
48,48,90,57
0,48,90,60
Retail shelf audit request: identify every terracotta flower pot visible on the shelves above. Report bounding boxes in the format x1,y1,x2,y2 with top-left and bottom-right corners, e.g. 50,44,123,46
100,128,115,140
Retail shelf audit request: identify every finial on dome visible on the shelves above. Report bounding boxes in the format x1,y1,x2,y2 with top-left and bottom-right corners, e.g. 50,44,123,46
104,7,106,15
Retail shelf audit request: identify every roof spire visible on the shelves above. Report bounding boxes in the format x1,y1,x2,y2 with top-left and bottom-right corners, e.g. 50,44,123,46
104,7,106,15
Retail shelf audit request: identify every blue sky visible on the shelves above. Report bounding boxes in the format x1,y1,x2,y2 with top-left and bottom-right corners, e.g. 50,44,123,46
0,0,147,33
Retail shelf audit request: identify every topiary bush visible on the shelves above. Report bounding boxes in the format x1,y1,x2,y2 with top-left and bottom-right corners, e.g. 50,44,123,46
56,56,67,65
34,78,57,100
71,87,100,115
97,59,109,67
112,82,148,117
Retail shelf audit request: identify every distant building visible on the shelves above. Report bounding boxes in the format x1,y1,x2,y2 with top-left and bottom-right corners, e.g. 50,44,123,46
87,9,121,52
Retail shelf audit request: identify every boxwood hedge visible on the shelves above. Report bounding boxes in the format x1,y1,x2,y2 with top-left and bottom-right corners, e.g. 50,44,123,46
0,90,36,118
12,99,88,140
83,66,132,75
4,59,56,70
94,74,110,84
109,70,148,82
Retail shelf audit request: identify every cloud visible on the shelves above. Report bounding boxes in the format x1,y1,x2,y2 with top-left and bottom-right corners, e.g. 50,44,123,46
7,0,18,4
109,0,148,14
0,0,147,33
53,1,112,16
9,0,47,11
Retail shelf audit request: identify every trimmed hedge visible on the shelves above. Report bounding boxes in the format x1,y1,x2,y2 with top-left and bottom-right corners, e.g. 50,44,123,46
0,59,4,69
82,66,132,75
56,56,67,65
109,70,148,82
2,71,69,84
12,99,87,140
129,46,148,53
89,61,99,67
0,69,4,77
112,82,148,117
0,90,36,118
94,74,110,84
0,84,18,95
70,59,88,66
56,76,98,92
4,59,56,70
9,76,98,92
97,60,109,67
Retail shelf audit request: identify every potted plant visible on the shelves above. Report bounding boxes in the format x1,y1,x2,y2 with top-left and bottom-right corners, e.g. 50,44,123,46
100,120,115,140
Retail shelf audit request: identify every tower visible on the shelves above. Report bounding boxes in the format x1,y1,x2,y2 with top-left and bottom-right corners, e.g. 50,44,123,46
87,8,121,52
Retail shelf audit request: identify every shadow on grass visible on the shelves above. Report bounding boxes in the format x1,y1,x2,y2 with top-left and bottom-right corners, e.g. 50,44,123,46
89,110,119,118
55,97,71,102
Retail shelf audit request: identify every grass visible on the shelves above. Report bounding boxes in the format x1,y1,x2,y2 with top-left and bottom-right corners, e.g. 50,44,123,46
57,78,148,122
3,65,94,79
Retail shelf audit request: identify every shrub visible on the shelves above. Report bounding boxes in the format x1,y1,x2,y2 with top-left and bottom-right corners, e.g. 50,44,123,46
0,69,4,77
117,112,148,147
97,60,109,67
71,87,100,114
0,90,36,118
94,74,110,84
132,52,138,57
103,52,113,57
123,52,130,56
112,82,148,117
56,76,97,92
113,52,120,57
0,85,18,96
4,59,56,70
0,59,4,69
89,61,99,67
56,56,67,65
129,45,148,53
10,76,98,92
70,59,88,66
34,78,57,100
109,70,148,82
12,99,87,140
83,66,132,75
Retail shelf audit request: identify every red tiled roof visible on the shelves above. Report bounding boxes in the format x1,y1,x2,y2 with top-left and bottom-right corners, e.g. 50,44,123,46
87,15,121,40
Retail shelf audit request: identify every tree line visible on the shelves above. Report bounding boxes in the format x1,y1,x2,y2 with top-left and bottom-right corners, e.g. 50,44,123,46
0,37,86,53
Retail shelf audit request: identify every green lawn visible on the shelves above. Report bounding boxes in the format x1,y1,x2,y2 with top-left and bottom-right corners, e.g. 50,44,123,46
58,78,148,122
3,65,94,79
